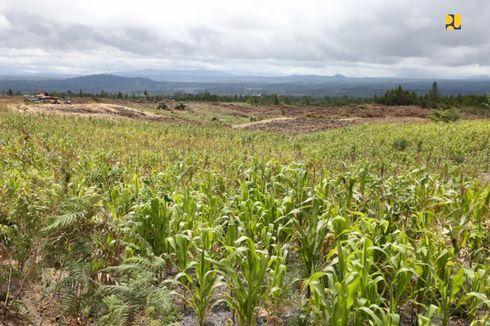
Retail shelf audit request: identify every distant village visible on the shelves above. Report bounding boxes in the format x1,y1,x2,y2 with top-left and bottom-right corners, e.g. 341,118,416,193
24,91,72,104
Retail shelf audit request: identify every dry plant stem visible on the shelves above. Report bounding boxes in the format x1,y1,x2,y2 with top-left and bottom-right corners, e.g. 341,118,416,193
1,243,13,306
12,239,41,302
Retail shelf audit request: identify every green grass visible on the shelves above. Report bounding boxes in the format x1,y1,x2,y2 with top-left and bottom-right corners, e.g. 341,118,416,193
0,109,489,325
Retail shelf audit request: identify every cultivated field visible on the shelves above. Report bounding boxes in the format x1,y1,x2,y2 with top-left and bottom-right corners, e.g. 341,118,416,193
0,98,489,325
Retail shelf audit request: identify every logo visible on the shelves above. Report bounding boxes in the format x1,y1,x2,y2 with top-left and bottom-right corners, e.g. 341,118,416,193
446,14,461,30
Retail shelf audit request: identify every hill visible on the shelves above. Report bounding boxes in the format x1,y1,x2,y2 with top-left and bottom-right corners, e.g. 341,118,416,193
1,73,490,96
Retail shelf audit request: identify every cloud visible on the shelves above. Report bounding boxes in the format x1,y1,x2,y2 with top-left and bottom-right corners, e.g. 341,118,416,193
0,0,489,77
0,14,11,31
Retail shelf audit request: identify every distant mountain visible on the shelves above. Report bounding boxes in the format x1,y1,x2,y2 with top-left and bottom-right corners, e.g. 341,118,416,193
115,69,236,82
113,69,352,83
0,74,161,94
466,75,490,81
1,73,489,97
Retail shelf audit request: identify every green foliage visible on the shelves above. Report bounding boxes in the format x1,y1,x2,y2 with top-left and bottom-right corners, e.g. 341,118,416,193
428,81,440,108
376,85,419,106
156,102,168,110
215,237,275,326
0,109,489,325
429,108,460,122
97,255,179,325
393,137,410,151
168,249,224,326
483,93,490,109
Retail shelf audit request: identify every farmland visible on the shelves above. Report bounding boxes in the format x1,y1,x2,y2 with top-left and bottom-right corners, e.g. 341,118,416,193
0,98,489,325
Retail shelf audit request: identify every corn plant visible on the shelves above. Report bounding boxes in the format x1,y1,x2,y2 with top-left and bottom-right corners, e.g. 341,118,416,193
132,197,172,256
215,236,274,326
168,249,224,326
166,230,194,272
1,109,490,325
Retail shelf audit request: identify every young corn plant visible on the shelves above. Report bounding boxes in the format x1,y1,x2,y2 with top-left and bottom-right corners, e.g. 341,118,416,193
168,249,224,326
132,197,172,257
264,244,288,324
301,271,329,325
291,194,331,279
166,230,194,272
215,236,274,326
432,249,467,326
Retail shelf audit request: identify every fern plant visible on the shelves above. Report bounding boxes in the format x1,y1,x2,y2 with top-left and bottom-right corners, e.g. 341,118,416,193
97,254,179,325
42,188,106,316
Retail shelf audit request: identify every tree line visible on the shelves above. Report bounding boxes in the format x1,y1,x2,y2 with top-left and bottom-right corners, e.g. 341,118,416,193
374,82,488,108
2,83,489,109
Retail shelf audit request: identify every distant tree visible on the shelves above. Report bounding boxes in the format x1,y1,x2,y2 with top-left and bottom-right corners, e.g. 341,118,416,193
7,89,13,96
117,91,123,99
428,81,440,108
376,85,418,106
483,93,490,109
273,94,280,105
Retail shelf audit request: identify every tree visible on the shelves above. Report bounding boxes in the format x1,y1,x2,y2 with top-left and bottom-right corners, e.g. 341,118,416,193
7,89,13,96
428,81,440,108
272,94,280,105
376,85,418,106
117,91,123,99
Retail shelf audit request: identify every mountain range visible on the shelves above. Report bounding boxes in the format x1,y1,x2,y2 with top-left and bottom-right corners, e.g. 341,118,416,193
1,70,489,97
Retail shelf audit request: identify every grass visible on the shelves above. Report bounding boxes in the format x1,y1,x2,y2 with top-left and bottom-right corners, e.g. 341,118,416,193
0,107,489,325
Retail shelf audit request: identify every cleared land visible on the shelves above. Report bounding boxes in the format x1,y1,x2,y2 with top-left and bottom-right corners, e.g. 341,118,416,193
3,97,440,133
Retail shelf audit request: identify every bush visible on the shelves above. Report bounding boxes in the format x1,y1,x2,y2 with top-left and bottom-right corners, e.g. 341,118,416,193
156,102,169,110
483,94,490,109
429,108,460,123
393,137,410,151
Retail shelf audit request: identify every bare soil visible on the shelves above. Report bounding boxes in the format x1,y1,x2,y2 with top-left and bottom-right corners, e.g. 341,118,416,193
1,97,436,133
10,103,178,123
227,103,430,133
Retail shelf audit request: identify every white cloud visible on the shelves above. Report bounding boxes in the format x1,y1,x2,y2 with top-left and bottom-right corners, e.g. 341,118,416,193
0,14,10,30
0,0,489,77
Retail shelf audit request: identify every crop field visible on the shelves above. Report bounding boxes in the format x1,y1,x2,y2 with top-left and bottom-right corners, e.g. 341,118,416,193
0,99,489,325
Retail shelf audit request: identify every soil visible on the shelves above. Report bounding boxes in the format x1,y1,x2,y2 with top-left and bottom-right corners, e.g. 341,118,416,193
2,98,437,134
228,103,430,133
10,103,178,123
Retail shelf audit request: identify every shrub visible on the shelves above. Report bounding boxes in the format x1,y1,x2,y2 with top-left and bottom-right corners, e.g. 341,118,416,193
429,108,460,123
393,137,410,151
156,102,169,110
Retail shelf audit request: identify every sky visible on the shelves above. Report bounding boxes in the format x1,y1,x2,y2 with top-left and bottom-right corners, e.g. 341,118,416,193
0,0,489,78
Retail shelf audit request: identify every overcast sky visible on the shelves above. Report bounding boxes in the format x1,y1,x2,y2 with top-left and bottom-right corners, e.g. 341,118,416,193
0,0,489,77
